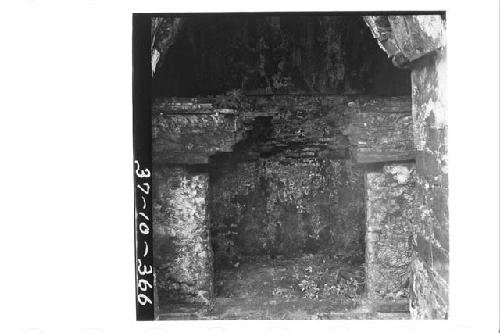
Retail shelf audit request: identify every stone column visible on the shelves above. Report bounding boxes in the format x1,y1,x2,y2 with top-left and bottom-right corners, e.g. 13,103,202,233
152,166,213,305
365,164,415,305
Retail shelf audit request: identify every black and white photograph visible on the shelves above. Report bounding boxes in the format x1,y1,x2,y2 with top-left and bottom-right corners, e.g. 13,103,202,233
135,12,449,320
1,1,498,332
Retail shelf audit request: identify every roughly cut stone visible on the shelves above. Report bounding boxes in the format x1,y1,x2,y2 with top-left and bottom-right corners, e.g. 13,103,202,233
409,256,448,319
152,107,239,164
152,166,213,304
363,16,409,67
388,16,446,63
364,15,448,319
152,96,415,164
343,111,415,163
365,163,415,303
364,15,446,67
409,49,448,319
210,156,366,266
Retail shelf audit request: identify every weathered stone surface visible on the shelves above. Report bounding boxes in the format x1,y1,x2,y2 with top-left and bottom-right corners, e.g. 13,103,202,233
409,49,448,319
152,166,213,304
240,95,350,159
209,156,366,267
365,164,415,302
242,95,413,162
152,96,414,164
353,151,416,164
245,95,413,161
364,15,446,67
152,104,239,164
411,52,447,152
364,16,410,67
153,97,239,115
343,110,414,163
343,96,412,113
388,16,446,63
409,256,448,319
364,15,448,318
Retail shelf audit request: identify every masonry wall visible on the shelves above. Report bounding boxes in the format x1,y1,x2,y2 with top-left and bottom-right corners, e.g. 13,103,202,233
152,101,239,164
209,154,366,267
365,164,415,302
409,51,448,319
152,166,213,304
150,94,415,307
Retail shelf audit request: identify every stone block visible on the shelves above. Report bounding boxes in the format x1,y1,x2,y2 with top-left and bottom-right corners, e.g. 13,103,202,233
409,257,448,319
388,16,446,63
364,15,446,67
152,106,239,164
365,163,415,302
152,166,213,304
209,156,366,266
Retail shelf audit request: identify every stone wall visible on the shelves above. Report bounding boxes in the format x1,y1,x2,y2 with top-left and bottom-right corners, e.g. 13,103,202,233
209,154,366,267
365,164,415,302
410,50,448,319
364,14,448,318
152,95,414,165
152,166,213,304
151,94,416,307
343,102,414,163
152,100,239,164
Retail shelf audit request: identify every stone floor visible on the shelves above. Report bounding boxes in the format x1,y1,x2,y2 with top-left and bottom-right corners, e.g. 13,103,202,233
158,254,410,320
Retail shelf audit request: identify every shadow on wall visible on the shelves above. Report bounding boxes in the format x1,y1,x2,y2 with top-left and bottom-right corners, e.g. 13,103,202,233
153,15,411,98
208,153,366,269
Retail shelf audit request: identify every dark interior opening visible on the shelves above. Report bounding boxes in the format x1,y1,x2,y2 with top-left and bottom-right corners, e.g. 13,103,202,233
206,124,368,315
153,14,411,98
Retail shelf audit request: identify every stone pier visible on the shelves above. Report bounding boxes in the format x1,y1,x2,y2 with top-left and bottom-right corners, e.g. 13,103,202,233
365,164,415,306
152,166,213,304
